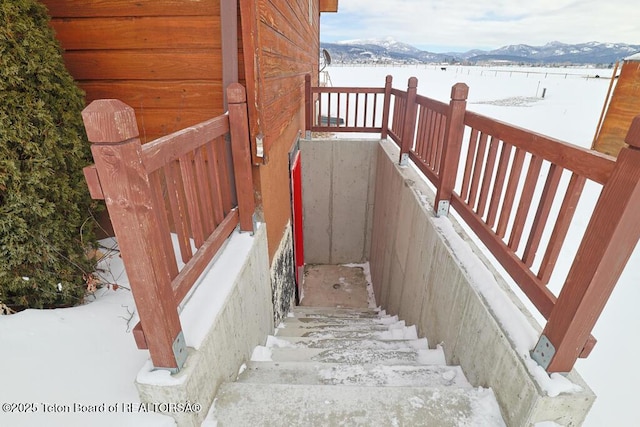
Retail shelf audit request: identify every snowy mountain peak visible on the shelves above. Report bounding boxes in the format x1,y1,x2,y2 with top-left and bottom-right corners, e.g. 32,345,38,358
321,39,640,65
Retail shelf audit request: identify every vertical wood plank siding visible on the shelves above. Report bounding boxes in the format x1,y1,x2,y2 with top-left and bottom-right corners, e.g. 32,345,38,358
42,0,230,143
240,0,320,261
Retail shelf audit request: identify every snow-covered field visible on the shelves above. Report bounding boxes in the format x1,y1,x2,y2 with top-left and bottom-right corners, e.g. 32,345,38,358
0,64,636,426
326,64,639,427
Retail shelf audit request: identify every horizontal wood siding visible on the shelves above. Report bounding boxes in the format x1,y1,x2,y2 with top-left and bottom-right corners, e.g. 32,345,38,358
42,0,229,143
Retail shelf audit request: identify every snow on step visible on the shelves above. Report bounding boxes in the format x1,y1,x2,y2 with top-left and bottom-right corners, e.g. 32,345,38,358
263,346,447,365
275,327,418,340
208,383,505,427
291,306,384,318
237,361,472,388
266,335,429,351
278,318,405,330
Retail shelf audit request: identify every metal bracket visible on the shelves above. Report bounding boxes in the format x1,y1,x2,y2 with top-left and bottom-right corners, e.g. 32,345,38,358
436,200,450,217
256,134,264,158
399,153,409,166
168,331,187,374
531,334,555,370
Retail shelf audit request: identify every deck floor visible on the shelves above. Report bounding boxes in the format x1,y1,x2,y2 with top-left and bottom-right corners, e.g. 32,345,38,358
299,264,370,309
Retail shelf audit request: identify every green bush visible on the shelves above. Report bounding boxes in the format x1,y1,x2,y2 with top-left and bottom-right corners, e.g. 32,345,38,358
0,0,98,309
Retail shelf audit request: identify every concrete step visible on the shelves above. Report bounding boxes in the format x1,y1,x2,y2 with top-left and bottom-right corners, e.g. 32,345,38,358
237,361,472,388
266,335,429,351
253,345,447,365
279,316,405,328
275,320,418,340
208,383,505,427
290,306,383,318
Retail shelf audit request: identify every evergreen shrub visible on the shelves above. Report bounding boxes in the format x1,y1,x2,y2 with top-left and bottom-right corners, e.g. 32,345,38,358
0,1,98,309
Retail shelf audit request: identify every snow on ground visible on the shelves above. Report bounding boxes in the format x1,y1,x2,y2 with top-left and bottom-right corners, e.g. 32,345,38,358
0,240,173,427
0,227,257,427
327,64,638,426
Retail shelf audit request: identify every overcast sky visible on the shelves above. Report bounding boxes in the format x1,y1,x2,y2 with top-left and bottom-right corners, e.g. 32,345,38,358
320,0,640,52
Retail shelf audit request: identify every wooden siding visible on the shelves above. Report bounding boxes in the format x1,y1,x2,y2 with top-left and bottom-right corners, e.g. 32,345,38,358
42,0,232,143
593,60,640,157
240,0,320,260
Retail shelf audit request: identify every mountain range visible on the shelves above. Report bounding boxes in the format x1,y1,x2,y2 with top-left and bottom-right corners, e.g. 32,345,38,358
320,37,640,65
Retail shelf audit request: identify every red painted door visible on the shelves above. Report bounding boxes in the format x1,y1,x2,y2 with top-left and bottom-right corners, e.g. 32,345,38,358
290,150,304,290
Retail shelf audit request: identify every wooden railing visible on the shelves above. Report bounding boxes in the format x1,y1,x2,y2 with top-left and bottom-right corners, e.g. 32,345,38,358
305,74,640,373
305,74,392,134
82,84,255,372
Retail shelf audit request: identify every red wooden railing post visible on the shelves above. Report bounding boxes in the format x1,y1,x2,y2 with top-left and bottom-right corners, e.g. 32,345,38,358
305,74,312,137
399,77,418,165
532,115,640,373
82,100,186,372
381,75,393,139
227,83,256,233
435,83,469,216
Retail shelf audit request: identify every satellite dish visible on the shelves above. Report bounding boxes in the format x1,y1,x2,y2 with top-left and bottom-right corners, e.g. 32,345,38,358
320,49,332,72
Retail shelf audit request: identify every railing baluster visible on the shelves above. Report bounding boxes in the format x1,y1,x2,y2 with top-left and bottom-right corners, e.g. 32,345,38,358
149,170,179,279
372,93,378,128
214,136,233,214
180,152,205,247
486,141,511,228
460,128,479,201
496,148,526,238
206,140,225,226
468,132,489,209
434,113,447,174
537,173,585,284
477,136,500,218
426,109,437,167
508,155,543,251
165,159,193,263
194,146,215,235
523,163,563,267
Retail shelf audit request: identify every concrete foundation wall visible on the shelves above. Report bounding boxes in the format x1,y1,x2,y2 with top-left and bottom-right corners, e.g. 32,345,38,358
300,138,378,264
135,224,274,426
369,139,595,426
270,223,296,325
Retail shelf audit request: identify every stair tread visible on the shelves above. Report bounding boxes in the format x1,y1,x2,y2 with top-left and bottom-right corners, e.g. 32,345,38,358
266,335,429,350
275,320,417,340
253,345,447,365
208,383,505,427
238,361,472,388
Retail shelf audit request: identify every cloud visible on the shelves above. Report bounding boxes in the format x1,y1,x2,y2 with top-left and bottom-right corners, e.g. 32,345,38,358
320,0,640,51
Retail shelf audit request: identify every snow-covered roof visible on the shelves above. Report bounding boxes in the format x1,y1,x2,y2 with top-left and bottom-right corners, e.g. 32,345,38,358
625,52,640,61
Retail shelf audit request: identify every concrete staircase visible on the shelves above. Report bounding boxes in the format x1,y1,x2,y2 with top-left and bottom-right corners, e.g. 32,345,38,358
206,306,505,426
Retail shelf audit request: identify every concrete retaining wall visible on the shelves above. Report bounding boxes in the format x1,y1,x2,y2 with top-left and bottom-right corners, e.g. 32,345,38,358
300,138,378,264
135,224,273,426
369,139,595,426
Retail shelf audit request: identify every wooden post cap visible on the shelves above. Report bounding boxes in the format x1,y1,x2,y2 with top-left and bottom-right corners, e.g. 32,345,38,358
625,115,640,149
451,83,469,101
227,83,247,104
407,76,418,88
81,99,139,143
